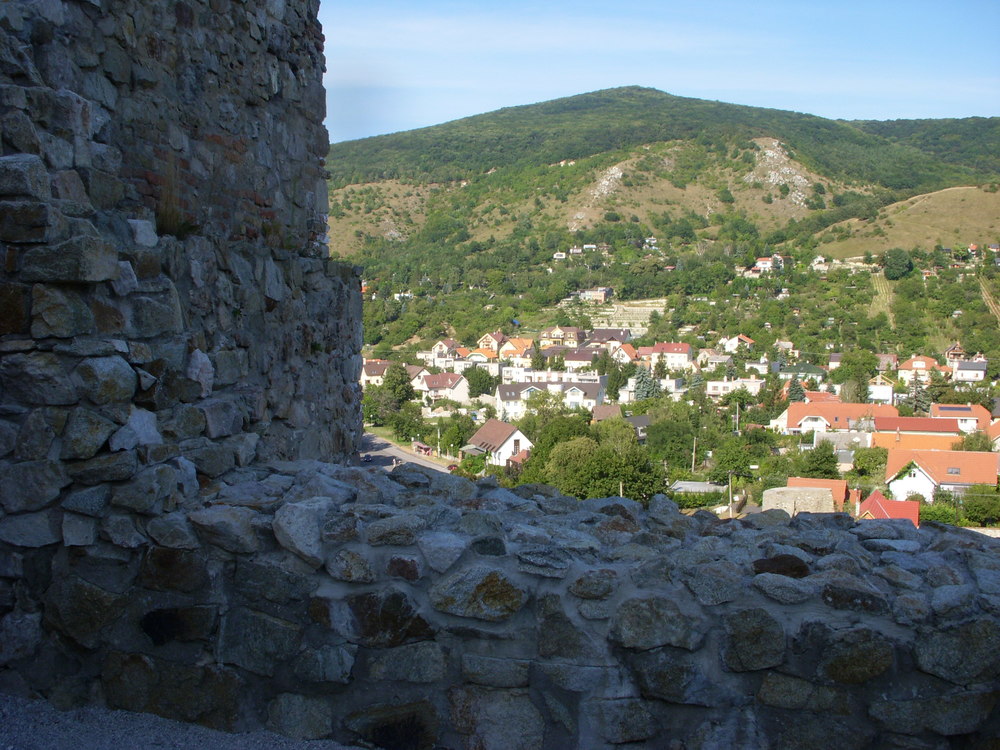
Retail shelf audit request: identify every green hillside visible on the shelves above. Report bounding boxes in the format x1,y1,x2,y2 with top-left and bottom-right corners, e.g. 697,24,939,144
851,116,1000,175
328,86,993,191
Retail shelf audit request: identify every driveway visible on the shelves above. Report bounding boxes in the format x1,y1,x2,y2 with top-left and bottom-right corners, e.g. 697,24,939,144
359,432,450,473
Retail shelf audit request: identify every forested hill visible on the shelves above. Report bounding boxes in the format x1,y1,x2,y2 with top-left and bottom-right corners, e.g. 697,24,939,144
327,86,996,191
850,116,1000,175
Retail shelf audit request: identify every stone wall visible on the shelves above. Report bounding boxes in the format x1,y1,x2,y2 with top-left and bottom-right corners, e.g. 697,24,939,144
4,459,999,748
2,2,1000,749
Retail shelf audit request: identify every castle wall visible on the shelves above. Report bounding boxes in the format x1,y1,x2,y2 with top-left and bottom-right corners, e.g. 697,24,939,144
1,2,999,749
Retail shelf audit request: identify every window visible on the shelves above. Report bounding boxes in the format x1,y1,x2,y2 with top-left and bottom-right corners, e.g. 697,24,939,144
513,439,520,454
946,467,960,475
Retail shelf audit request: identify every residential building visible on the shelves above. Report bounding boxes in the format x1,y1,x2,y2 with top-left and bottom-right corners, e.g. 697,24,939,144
639,342,695,372
929,403,992,433
416,373,471,404
495,381,604,422
867,374,896,404
465,419,533,467
587,329,632,349
539,326,586,349
872,416,963,451
885,449,1000,501
776,364,827,383
897,356,948,385
477,331,507,353
875,354,899,373
719,334,755,354
856,490,920,527
705,377,766,399
360,359,391,388
953,360,988,384
580,287,613,304
769,402,898,434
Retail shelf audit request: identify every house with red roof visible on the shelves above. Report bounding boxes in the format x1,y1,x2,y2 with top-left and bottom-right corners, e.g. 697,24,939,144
929,403,992,433
885,449,1000,501
897,356,949,385
417,372,470,404
857,490,920,527
872,416,963,451
770,402,898,434
638,342,694,371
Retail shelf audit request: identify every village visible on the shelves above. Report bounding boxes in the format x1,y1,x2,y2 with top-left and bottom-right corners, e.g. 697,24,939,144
360,315,1000,529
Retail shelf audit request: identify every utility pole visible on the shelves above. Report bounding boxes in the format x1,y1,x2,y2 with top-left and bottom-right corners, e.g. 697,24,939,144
691,435,697,473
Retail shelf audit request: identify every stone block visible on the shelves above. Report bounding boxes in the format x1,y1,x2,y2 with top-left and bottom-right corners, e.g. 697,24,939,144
266,694,332,741
30,283,94,338
609,594,707,651
325,549,375,583
449,687,544,750
818,627,894,684
127,218,158,247
43,575,124,648
0,610,42,666
189,505,259,554
328,588,435,647
0,352,76,405
101,513,147,548
217,607,301,676
62,512,97,546
140,547,208,592
198,397,243,438
293,644,356,684
146,513,201,549
273,495,337,567
589,698,659,744
914,617,1000,684
72,355,136,405
21,235,118,282
108,405,161,451
0,459,70,513
367,641,445,683
461,654,531,688
429,565,528,622
0,200,61,242
723,608,786,672
0,508,62,548
67,450,138,484
60,407,117,459
62,485,109,517
0,154,49,199
111,464,175,514
416,530,467,573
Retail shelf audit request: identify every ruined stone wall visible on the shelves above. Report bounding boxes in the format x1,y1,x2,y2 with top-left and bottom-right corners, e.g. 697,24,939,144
1,2,999,749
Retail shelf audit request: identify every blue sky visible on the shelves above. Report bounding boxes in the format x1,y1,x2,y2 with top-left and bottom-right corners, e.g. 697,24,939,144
320,0,1000,143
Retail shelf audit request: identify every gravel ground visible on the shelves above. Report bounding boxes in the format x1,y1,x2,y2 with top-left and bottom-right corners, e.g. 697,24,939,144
0,694,363,750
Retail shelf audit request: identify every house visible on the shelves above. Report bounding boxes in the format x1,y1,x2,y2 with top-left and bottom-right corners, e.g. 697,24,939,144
989,420,1000,450
953,360,988,384
872,416,963,451
431,339,461,359
639,342,695,372
803,390,841,404
697,349,733,370
360,359,392,388
495,381,604,421
875,354,899,373
943,343,968,368
580,287,613,304
591,404,623,423
856,490,920,527
477,331,507,353
828,353,842,371
538,326,586,349
587,329,632,349
867,373,896,404
625,414,651,443
770,402,898,434
563,347,599,372
929,403,992,433
897,356,948,385
417,373,470,404
609,343,640,366
465,419,533,467
786,477,852,512
777,364,827,384
719,334,755,354
705,377,766,399
885,449,1000,501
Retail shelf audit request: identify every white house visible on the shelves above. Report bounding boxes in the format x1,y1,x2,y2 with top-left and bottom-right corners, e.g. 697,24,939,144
885,449,1000,501
465,419,533,467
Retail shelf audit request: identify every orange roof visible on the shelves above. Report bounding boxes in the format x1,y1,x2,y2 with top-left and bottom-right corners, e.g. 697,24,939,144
615,343,639,361
804,391,841,403
469,348,498,360
989,421,1000,442
501,337,535,356
787,402,898,430
858,490,920,527
885,449,1000,486
872,433,964,451
873,417,961,434
930,403,992,430
787,477,849,510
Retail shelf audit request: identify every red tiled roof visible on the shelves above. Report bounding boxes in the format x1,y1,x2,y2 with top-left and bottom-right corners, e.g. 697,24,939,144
858,490,920,527
885,449,1000,486
872,433,964,451
423,373,463,390
874,417,962,434
930,403,992,430
787,402,898,429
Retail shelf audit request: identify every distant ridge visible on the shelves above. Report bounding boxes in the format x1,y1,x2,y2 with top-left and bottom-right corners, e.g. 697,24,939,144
327,86,997,190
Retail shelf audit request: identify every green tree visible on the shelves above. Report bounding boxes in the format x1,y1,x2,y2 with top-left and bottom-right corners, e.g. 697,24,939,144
633,367,661,401
882,248,914,280
390,402,425,441
530,348,546,370
849,446,888,482
709,436,753,484
382,362,416,405
962,486,1000,526
797,440,840,479
952,431,994,452
787,379,806,403
464,366,498,398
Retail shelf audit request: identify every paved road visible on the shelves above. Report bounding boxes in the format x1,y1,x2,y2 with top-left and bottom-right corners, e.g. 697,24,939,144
358,432,450,473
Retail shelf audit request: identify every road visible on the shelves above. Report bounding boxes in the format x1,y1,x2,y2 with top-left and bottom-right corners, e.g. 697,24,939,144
358,432,451,473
